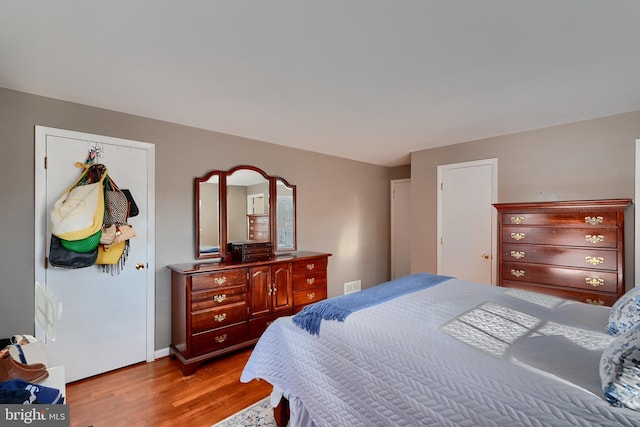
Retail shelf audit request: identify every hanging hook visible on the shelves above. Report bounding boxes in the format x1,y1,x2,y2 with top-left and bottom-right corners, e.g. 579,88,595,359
85,143,105,164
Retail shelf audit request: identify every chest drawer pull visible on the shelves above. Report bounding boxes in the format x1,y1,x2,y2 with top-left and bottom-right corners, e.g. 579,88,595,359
585,216,603,225
510,232,525,241
214,334,227,343
306,278,315,285
214,277,227,285
306,292,316,300
306,263,315,270
585,256,604,266
585,277,605,287
510,251,525,260
213,294,227,304
510,269,525,278
585,234,604,244
214,313,227,322
509,216,525,224
586,298,605,306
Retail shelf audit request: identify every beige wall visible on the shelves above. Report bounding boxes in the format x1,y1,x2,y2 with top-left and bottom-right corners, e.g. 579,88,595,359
0,87,393,350
411,111,640,288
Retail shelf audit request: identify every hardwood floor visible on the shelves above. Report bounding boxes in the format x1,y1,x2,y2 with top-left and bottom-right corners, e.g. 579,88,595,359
65,348,272,427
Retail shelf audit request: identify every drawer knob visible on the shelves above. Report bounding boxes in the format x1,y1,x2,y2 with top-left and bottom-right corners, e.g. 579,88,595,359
585,216,603,225
510,251,525,260
306,263,315,270
306,278,315,285
214,277,227,285
306,292,316,300
214,313,227,322
214,334,227,343
510,269,525,278
586,298,605,306
509,216,525,224
585,256,604,266
586,277,605,287
510,232,525,241
585,234,604,244
213,294,227,303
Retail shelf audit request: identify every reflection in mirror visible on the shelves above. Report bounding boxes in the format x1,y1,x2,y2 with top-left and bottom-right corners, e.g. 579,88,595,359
227,169,270,243
276,178,296,250
196,172,221,259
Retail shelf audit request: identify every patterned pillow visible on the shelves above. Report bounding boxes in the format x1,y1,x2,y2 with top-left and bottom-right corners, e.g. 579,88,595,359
600,324,640,410
606,287,640,336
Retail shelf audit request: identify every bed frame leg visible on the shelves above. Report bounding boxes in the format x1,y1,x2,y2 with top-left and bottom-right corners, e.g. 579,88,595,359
273,396,290,427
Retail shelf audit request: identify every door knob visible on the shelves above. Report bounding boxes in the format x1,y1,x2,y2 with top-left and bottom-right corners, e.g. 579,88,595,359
482,254,490,260
135,263,146,270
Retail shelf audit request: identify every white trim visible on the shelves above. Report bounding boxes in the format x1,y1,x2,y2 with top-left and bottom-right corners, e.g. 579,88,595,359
154,347,171,359
636,139,640,288
34,126,156,363
437,158,498,284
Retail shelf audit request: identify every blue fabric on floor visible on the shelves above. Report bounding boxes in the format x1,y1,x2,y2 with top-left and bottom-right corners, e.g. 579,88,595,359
292,272,452,335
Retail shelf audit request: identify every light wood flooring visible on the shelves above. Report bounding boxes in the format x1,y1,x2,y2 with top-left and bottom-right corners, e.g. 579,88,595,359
65,348,271,427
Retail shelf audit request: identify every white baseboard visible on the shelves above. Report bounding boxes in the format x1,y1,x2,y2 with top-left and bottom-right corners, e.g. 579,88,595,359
154,347,170,359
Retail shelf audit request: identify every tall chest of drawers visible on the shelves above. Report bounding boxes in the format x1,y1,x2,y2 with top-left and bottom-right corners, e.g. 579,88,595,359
494,199,631,307
168,251,330,375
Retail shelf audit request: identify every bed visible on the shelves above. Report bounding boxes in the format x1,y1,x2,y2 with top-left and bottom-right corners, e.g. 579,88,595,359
241,273,640,426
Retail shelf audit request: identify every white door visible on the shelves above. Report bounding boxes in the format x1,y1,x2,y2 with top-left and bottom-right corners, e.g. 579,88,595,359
391,179,411,279
34,126,155,383
437,159,497,284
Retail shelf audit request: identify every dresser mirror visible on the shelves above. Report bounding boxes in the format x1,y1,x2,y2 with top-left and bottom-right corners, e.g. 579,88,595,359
195,171,222,258
195,165,297,259
276,177,296,250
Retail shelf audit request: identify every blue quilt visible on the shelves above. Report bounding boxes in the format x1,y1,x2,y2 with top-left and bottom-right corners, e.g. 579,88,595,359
292,272,452,335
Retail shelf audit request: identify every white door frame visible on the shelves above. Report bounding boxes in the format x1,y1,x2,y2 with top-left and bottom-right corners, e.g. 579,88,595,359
635,138,640,288
437,158,498,284
34,126,156,363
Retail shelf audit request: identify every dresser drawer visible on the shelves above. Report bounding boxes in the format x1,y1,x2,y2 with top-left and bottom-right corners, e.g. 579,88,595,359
501,212,618,227
191,269,247,292
191,285,246,311
501,244,618,271
501,226,618,248
292,257,328,275
191,301,247,334
191,323,248,356
293,274,327,291
248,313,288,340
293,286,327,307
502,262,618,293
501,281,618,307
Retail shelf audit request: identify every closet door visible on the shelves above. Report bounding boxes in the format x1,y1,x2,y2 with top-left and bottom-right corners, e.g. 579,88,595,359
437,159,497,285
35,126,155,382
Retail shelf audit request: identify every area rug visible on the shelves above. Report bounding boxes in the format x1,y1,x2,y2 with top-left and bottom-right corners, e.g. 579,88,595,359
212,397,278,427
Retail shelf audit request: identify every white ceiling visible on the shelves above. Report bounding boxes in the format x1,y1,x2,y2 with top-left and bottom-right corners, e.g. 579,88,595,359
2,1,640,167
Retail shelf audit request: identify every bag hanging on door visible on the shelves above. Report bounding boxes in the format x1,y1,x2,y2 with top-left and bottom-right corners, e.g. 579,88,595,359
104,224,136,249
50,164,107,241
121,189,139,217
96,240,129,275
60,229,102,253
103,175,129,226
49,235,98,269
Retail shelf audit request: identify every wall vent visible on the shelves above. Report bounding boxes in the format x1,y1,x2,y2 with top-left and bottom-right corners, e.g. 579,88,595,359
344,280,361,295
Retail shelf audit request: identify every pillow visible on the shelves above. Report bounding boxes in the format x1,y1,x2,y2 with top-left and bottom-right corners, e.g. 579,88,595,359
600,323,640,410
606,287,640,336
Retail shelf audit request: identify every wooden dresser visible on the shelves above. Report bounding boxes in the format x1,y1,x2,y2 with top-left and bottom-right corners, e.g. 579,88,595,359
168,251,330,374
494,199,631,307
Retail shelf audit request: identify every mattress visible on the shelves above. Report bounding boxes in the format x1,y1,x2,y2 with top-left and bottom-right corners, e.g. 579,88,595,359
242,277,640,426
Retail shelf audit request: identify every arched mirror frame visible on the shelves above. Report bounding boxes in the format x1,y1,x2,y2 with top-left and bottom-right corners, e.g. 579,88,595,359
195,165,297,260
